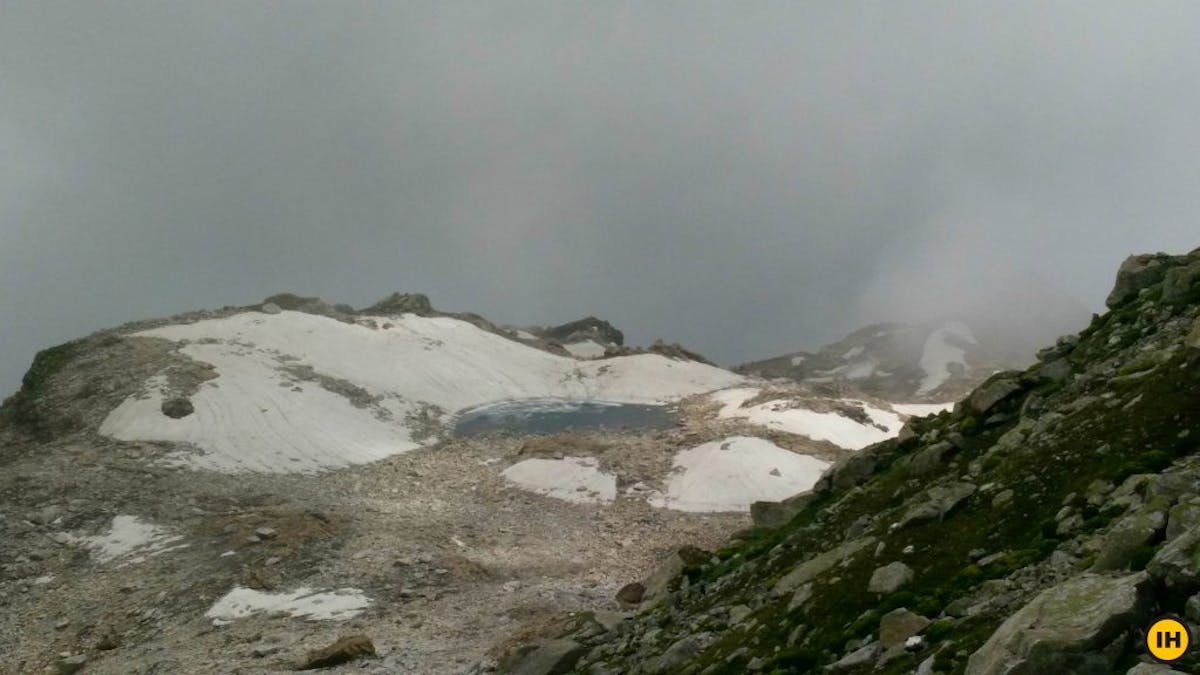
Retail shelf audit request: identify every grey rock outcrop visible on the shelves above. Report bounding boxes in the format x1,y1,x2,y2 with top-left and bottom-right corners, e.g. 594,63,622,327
750,491,817,528
773,537,875,597
1148,525,1200,592
965,572,1152,675
830,642,880,670
653,633,713,674
1092,504,1167,571
1188,315,1200,350
1106,253,1175,308
639,546,708,607
499,639,585,675
897,482,976,529
1162,260,1200,304
869,562,915,595
963,374,1023,416
878,608,930,650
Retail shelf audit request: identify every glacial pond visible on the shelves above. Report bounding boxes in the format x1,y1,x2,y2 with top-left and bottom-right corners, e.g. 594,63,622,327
453,399,678,436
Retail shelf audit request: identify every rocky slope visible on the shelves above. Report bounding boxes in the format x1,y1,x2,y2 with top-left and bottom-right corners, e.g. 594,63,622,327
503,248,1200,674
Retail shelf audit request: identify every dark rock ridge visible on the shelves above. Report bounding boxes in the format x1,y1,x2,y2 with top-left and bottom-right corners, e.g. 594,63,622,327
541,317,626,347
501,247,1200,674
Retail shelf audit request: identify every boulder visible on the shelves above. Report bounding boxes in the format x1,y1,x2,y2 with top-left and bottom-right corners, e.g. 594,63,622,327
830,642,880,670
1147,473,1199,504
55,655,87,675
878,608,930,649
640,546,709,606
653,633,713,673
964,374,1023,416
1162,260,1200,304
299,635,376,670
750,491,817,529
1187,315,1200,350
1106,253,1174,308
868,562,914,595
909,442,954,476
965,572,1153,675
260,302,282,315
1187,593,1200,623
812,447,883,495
1167,502,1200,542
1032,358,1072,385
499,639,585,675
1148,524,1200,592
897,482,977,529
160,397,194,419
773,537,876,597
787,583,813,612
1092,506,1167,571
615,582,645,608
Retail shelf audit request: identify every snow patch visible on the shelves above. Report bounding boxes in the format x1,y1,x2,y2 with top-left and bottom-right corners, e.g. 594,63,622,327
70,515,187,566
892,402,955,417
501,456,617,504
711,388,903,450
563,340,608,359
841,359,877,380
650,437,829,512
916,321,978,395
205,586,370,624
789,355,806,367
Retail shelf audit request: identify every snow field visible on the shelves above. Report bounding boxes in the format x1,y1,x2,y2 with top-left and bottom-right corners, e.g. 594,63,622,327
100,311,743,473
650,437,829,512
710,388,904,450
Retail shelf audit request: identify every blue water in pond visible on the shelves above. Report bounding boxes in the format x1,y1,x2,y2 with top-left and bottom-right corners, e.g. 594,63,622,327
453,399,678,436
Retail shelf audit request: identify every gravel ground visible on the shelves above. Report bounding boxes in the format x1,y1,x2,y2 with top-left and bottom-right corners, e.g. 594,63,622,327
0,394,846,675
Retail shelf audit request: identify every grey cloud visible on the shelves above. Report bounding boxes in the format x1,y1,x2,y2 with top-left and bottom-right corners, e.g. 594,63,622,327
3,2,1200,395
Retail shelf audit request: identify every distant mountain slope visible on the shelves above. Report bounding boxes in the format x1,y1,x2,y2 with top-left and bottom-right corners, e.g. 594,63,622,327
738,309,1090,403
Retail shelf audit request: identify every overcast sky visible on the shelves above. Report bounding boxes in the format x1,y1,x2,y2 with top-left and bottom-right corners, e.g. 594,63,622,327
3,3,1200,397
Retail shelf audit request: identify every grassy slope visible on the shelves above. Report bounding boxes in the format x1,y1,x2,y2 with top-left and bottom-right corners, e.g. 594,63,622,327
581,287,1200,674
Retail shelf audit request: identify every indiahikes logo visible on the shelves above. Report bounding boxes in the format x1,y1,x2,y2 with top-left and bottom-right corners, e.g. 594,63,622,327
1146,615,1191,663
